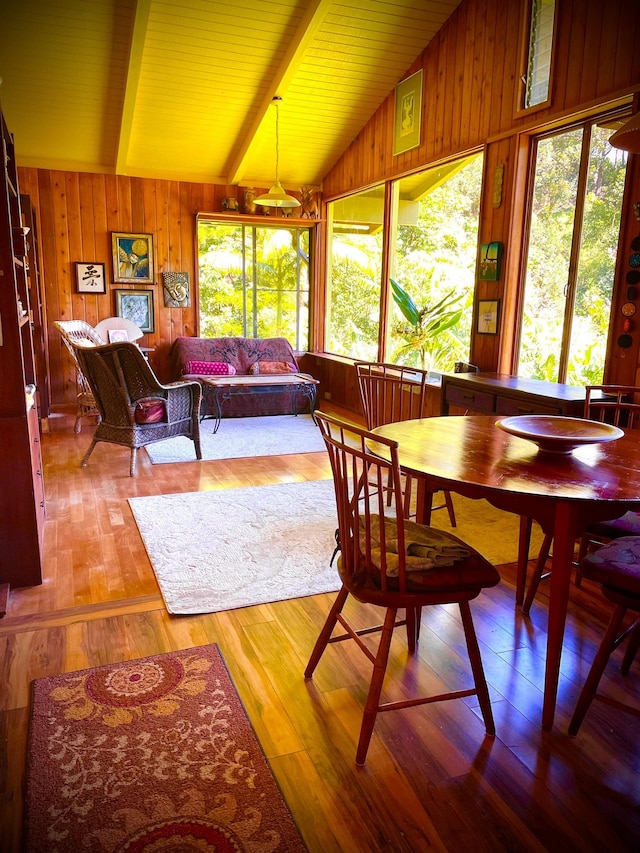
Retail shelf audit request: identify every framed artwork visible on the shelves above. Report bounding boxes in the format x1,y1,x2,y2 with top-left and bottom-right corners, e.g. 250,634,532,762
478,242,503,281
111,232,154,283
476,299,500,336
107,329,129,343
114,289,155,334
75,262,106,294
393,69,423,156
162,271,190,307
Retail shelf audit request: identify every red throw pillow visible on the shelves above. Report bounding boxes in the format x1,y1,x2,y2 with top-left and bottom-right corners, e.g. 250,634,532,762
134,400,166,424
249,361,296,375
183,360,236,376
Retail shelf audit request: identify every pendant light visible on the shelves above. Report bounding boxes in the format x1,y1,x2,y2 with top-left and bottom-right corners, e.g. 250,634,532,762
255,97,301,209
610,110,640,154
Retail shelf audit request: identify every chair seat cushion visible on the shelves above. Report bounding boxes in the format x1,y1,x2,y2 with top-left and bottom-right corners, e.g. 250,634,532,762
340,516,500,595
134,399,167,424
362,515,470,575
588,511,640,539
581,536,640,596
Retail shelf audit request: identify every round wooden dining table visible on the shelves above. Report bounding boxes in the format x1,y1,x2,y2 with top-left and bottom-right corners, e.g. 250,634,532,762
372,414,640,729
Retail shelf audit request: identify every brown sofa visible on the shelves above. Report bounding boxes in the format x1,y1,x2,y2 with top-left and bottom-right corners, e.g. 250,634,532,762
169,335,314,418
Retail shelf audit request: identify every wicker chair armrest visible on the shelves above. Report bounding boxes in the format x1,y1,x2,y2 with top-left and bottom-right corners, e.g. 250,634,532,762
163,380,202,422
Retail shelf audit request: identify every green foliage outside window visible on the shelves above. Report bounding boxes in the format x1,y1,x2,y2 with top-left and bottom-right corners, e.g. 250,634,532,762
197,220,310,350
325,154,483,369
518,122,627,385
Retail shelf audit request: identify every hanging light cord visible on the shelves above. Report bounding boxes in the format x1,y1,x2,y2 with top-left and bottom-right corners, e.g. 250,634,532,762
273,97,281,185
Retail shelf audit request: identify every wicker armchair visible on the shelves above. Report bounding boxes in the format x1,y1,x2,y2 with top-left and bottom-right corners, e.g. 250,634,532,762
72,341,202,476
54,319,105,433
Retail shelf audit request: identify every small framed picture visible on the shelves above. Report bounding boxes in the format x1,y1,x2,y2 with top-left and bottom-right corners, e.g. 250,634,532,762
107,329,129,343
114,289,155,334
75,262,106,294
476,299,500,336
111,232,154,283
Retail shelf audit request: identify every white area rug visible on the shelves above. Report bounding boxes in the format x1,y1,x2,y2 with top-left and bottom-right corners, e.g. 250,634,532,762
129,479,339,614
145,414,325,463
129,478,545,616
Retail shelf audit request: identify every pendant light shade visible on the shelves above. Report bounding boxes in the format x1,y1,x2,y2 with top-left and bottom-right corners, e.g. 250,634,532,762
610,111,640,154
255,97,300,209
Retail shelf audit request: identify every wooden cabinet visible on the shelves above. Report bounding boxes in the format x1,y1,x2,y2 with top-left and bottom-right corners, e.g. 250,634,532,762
0,105,44,588
21,194,50,423
441,372,588,418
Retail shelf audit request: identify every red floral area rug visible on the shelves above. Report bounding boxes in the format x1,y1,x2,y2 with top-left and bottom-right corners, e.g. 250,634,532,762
25,644,306,852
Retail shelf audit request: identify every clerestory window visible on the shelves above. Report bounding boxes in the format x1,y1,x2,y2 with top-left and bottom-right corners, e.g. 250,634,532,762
521,0,556,110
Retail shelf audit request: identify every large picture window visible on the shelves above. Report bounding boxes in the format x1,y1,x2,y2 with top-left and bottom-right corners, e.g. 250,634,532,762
324,152,483,371
325,187,385,360
516,116,628,385
388,154,483,371
197,218,311,351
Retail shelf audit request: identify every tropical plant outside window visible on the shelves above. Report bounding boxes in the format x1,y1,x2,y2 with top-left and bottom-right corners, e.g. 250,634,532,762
517,118,628,385
325,154,483,370
197,218,311,350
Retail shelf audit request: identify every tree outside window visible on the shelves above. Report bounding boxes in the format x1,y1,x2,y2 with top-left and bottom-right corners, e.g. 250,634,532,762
517,119,627,385
197,219,310,350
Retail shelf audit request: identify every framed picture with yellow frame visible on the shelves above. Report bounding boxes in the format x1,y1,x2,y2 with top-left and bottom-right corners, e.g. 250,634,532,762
111,232,154,284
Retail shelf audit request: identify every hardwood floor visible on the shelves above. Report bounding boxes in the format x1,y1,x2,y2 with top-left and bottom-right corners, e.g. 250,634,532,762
2,406,639,851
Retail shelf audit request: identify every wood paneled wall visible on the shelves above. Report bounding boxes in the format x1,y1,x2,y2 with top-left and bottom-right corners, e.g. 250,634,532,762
16,169,254,404
323,0,640,196
323,0,640,377
17,0,640,407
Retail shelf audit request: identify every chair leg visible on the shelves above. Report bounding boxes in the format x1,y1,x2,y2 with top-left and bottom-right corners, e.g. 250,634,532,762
129,447,138,477
568,603,627,736
515,516,533,605
443,490,456,527
356,607,397,766
80,439,98,468
406,606,421,654
305,586,349,678
403,474,413,518
522,532,553,615
459,601,495,736
621,619,640,675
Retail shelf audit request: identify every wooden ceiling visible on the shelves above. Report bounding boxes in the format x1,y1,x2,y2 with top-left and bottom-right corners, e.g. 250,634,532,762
0,0,461,190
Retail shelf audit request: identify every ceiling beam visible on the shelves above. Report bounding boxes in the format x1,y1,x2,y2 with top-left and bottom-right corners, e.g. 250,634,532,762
116,0,152,175
228,0,332,185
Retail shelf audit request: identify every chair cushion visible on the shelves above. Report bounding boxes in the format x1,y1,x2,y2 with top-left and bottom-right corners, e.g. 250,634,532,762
581,536,640,596
249,360,296,375
134,400,166,424
362,515,470,576
184,360,236,376
341,516,500,594
588,511,640,539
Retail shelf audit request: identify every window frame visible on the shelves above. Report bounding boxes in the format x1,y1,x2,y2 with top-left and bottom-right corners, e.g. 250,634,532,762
322,149,484,369
195,213,316,350
515,0,558,117
509,109,630,385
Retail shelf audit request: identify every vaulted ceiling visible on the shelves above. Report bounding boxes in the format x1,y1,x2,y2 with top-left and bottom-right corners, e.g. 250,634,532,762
0,0,461,191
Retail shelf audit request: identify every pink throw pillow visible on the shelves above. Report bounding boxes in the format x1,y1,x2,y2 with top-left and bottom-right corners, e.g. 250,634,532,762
249,361,296,375
183,360,236,376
